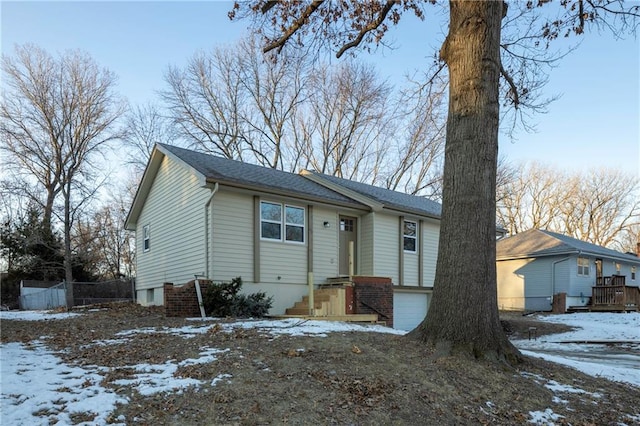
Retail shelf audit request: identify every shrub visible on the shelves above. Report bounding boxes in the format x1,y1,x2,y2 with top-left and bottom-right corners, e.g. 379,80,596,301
202,277,273,318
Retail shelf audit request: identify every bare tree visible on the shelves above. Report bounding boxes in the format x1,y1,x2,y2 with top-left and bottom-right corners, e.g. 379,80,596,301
230,0,639,362
302,61,391,180
1,44,125,293
74,196,136,280
498,163,640,249
122,103,176,177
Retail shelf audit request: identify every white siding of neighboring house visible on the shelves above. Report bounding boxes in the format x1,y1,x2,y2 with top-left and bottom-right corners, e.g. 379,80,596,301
496,259,529,311
210,190,254,283
312,207,339,283
359,212,375,276
421,220,439,287
372,213,400,285
135,156,210,305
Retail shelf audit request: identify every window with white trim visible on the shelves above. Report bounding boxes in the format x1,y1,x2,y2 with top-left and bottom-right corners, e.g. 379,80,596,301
260,201,305,243
615,262,621,274
403,220,417,253
577,257,589,276
632,266,636,281
143,225,150,252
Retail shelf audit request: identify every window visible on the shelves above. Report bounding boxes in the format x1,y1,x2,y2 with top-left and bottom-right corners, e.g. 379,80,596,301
403,220,417,253
285,205,305,243
577,257,589,276
143,225,150,252
260,202,282,240
632,266,636,281
615,262,621,274
260,201,305,243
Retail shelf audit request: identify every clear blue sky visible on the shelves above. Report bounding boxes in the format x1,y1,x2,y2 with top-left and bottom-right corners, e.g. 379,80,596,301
2,1,639,178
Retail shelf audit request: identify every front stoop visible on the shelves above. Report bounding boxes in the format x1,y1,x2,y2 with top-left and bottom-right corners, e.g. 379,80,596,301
285,287,349,316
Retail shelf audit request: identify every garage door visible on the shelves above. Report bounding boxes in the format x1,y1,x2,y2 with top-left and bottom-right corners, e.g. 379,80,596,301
393,292,428,331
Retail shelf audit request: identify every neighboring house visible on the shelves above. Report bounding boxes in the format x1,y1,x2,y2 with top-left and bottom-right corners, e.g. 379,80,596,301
125,144,443,330
496,229,640,312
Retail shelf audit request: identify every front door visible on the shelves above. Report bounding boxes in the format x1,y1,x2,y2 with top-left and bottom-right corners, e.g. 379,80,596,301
339,216,357,276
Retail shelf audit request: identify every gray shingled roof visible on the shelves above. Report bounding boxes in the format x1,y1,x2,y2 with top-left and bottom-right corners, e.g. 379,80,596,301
158,144,365,207
497,229,640,264
306,171,442,218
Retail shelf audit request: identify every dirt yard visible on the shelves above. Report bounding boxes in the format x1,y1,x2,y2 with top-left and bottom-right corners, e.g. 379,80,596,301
2,303,639,425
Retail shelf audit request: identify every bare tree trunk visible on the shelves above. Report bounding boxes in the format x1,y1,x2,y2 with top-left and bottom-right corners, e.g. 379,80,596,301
63,181,74,308
409,0,519,363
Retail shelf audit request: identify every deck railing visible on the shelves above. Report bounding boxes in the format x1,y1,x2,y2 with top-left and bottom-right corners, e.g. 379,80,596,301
592,281,640,310
595,275,626,286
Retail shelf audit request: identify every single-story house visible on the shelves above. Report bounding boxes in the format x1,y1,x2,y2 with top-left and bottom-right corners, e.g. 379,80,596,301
125,144,444,330
496,229,640,311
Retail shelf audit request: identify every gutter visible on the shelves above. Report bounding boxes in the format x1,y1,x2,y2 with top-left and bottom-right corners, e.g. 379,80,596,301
551,255,573,303
204,183,219,278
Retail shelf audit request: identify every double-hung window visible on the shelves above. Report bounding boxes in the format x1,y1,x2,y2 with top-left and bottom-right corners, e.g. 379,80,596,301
403,220,417,253
632,266,637,281
577,257,589,276
143,225,150,252
260,201,305,243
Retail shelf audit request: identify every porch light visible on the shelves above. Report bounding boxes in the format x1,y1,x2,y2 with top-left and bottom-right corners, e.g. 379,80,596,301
323,221,330,228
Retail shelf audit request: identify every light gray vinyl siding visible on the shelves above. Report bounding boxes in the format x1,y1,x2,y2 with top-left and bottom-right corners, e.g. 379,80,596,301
421,221,439,287
496,259,529,311
568,255,593,297
312,206,339,282
360,213,375,276
373,213,400,284
136,156,209,293
211,190,254,282
553,257,571,295
260,241,307,284
403,219,419,286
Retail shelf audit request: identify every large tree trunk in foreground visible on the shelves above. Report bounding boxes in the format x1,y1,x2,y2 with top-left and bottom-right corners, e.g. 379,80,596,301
409,0,520,364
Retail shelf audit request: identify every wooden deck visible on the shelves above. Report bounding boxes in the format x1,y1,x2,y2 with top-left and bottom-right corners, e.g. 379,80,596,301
590,275,640,312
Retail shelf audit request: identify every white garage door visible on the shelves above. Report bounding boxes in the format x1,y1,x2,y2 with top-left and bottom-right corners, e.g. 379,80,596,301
393,292,428,331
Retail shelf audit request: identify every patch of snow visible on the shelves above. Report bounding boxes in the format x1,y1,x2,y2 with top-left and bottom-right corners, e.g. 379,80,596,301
528,408,564,425
211,373,233,386
512,312,640,387
0,341,126,426
0,310,82,321
226,318,407,336
111,346,229,396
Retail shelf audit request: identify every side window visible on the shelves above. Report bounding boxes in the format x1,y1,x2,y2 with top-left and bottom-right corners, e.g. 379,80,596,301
285,205,305,243
260,201,305,244
403,220,417,253
632,266,637,281
260,201,282,240
143,225,150,252
577,257,589,276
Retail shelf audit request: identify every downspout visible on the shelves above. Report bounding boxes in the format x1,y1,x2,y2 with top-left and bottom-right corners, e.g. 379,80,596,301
204,183,219,279
551,254,573,305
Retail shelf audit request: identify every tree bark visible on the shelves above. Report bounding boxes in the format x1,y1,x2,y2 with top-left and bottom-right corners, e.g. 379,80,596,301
408,0,520,364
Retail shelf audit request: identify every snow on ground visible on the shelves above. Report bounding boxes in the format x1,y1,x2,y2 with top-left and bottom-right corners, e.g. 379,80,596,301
1,310,639,425
1,340,126,426
0,310,82,321
511,312,640,387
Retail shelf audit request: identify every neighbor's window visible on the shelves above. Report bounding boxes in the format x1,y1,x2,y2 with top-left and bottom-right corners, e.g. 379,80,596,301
260,201,305,243
577,257,589,276
143,225,150,252
615,262,621,274
403,220,417,253
632,266,636,280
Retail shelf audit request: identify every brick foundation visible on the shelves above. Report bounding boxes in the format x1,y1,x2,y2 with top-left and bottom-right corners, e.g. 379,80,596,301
351,276,394,328
164,280,212,317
